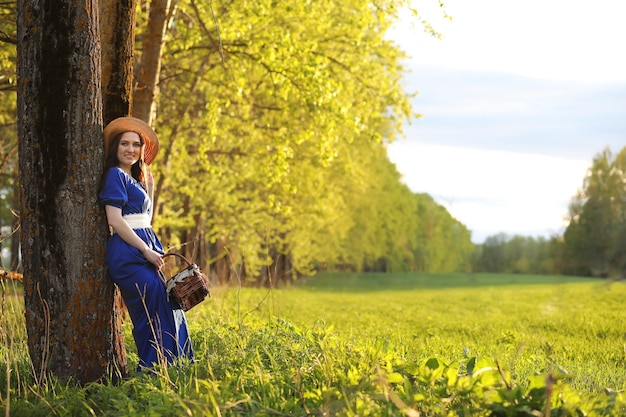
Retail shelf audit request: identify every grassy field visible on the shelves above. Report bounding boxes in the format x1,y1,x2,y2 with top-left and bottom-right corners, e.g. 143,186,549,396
2,272,626,415
217,273,626,392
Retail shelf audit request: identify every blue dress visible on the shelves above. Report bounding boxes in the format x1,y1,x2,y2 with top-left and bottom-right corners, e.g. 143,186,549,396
99,167,194,371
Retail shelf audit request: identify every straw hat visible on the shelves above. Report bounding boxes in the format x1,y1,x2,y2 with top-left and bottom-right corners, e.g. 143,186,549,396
103,117,160,165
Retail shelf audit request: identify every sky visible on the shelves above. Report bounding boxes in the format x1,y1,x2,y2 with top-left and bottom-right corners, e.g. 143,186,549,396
385,0,626,243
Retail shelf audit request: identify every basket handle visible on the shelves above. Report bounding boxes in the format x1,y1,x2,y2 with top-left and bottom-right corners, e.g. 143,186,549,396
157,252,195,288
162,252,194,267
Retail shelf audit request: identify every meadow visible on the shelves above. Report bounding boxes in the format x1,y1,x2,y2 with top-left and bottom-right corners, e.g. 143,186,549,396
1,273,626,416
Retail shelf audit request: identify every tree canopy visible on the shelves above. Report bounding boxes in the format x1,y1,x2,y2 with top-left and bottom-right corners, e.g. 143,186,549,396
2,0,475,285
137,0,473,281
562,146,626,278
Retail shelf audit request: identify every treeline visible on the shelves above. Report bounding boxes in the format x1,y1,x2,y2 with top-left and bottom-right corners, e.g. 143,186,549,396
142,0,475,283
0,2,621,285
472,233,561,275
473,146,626,278
0,1,477,285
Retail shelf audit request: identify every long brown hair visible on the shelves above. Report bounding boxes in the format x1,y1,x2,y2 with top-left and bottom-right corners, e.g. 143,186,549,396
99,132,146,193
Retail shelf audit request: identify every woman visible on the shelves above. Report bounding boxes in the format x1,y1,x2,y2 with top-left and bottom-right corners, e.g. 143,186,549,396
99,117,193,371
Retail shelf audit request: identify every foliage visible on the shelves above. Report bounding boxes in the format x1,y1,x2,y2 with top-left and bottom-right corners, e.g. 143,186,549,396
0,0,475,281
3,273,626,415
140,0,474,279
0,2,16,89
473,233,559,275
0,0,17,268
412,193,474,272
563,146,626,278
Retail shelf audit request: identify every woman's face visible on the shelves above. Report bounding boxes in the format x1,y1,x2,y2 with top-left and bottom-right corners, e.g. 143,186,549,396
117,131,143,171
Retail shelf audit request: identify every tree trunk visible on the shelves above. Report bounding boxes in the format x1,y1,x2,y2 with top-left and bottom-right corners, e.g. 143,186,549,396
213,237,232,286
133,0,177,124
99,0,140,378
100,0,136,124
17,0,124,382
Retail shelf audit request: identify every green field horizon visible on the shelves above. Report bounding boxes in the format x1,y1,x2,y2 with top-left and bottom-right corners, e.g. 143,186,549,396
215,272,626,394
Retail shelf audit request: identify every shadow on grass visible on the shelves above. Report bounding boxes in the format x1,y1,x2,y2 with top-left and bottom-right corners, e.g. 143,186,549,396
294,272,602,292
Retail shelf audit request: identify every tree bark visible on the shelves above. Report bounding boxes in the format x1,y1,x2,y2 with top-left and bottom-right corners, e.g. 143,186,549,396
99,0,140,378
17,0,124,382
100,0,136,124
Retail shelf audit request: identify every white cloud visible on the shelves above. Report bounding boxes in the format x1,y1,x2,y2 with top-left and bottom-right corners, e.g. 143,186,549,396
393,0,626,83
385,1,626,242
386,141,590,242
400,67,625,160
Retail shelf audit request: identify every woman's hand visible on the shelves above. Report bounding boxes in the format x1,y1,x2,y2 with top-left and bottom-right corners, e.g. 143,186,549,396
142,247,164,270
105,205,164,270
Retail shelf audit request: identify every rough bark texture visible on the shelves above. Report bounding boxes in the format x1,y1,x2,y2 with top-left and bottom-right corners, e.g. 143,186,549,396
100,0,136,124
98,0,139,377
17,0,124,382
133,0,176,124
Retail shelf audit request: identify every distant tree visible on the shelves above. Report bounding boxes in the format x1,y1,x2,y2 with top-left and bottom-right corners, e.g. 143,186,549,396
476,233,508,273
563,147,626,277
607,147,626,275
335,144,420,273
412,193,473,273
473,233,559,275
545,235,565,275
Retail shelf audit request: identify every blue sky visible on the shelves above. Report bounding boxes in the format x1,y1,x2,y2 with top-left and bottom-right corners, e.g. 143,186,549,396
386,0,626,243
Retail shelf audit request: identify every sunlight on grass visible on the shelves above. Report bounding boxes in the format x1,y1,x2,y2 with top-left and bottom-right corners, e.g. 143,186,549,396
2,273,626,416
228,273,626,393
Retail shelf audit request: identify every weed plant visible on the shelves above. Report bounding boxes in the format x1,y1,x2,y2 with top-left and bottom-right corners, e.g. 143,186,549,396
1,273,625,416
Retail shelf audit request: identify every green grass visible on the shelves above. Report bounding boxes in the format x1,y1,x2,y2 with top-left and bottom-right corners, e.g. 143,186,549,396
2,272,626,416
221,273,626,392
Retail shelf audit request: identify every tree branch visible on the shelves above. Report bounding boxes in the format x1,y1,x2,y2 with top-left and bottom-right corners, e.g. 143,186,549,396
0,30,16,44
0,269,22,281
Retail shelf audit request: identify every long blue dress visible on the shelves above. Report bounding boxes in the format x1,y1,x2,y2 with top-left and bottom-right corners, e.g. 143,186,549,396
99,167,194,371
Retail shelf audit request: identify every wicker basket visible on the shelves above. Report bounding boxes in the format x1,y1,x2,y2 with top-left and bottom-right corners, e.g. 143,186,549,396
161,253,210,311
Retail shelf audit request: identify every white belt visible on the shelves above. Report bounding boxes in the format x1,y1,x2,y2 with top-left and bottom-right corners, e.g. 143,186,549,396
123,213,151,229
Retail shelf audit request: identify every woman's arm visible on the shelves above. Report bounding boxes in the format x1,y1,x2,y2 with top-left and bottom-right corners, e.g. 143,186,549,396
146,167,154,207
105,205,164,270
